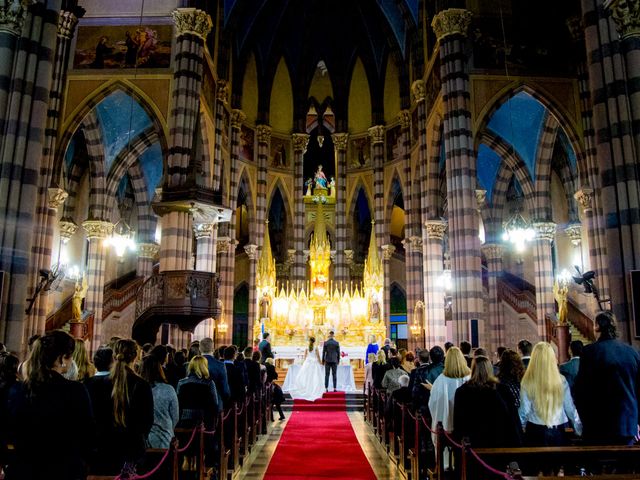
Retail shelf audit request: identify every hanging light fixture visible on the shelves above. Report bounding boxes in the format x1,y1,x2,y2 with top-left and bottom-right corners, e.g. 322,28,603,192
501,211,536,252
106,219,136,258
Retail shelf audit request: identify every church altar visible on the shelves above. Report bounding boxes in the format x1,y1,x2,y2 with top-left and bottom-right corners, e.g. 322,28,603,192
274,345,366,361
282,364,357,393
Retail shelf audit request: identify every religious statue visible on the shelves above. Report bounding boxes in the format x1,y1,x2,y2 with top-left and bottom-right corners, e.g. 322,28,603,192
314,165,328,189
329,177,336,197
305,178,313,196
259,292,271,320
72,274,88,321
369,294,380,322
553,280,569,325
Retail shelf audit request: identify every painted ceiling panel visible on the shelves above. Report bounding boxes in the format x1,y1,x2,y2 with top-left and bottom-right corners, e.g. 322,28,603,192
139,142,163,200
404,0,418,23
557,127,577,173
376,0,407,56
476,143,502,203
95,90,153,170
487,91,546,180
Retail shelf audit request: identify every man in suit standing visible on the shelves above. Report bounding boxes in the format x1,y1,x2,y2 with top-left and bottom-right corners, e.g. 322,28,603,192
199,337,230,407
518,339,533,368
574,311,640,445
559,340,583,391
323,331,340,392
259,332,274,364
223,346,246,405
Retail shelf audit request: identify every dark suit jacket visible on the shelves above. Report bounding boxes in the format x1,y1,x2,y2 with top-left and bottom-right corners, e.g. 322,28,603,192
244,358,262,392
559,357,580,390
323,338,340,364
224,361,246,405
203,354,230,406
259,340,273,363
574,338,640,442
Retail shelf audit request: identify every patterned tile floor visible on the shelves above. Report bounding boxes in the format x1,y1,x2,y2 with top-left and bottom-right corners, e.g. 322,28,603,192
237,412,400,480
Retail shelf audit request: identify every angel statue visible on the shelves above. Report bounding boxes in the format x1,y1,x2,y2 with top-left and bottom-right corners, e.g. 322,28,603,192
553,279,569,326
72,274,88,321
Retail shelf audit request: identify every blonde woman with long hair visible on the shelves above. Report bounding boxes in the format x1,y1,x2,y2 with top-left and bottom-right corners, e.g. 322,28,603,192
519,342,582,446
72,338,95,381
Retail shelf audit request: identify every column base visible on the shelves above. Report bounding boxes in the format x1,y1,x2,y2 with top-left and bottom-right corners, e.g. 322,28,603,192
69,321,86,339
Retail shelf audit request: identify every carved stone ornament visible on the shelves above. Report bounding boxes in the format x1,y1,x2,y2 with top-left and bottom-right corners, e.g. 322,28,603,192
0,0,31,36
397,110,411,130
532,222,557,242
411,80,426,104
59,218,79,242
565,223,582,246
138,242,160,259
286,248,297,264
216,236,232,253
82,220,113,240
381,244,396,260
565,15,584,43
425,219,447,240
574,187,594,212
605,0,640,39
57,10,79,40
230,109,246,129
481,243,503,260
431,8,473,41
256,125,272,144
244,244,258,260
475,189,487,210
291,133,310,153
331,133,349,151
344,249,354,264
368,125,385,145
48,187,68,211
216,80,229,103
193,223,214,240
171,8,213,40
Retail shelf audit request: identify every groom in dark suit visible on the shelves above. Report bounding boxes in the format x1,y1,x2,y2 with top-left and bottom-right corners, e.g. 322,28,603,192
322,331,340,392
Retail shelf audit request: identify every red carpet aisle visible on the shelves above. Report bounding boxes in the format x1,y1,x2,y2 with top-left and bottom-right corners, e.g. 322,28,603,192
263,392,377,480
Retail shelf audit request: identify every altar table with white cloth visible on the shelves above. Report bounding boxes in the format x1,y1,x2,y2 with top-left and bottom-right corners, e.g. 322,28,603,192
273,346,366,362
282,364,357,393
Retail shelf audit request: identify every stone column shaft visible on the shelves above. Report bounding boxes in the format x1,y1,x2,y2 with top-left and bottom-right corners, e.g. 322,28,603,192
532,222,556,340
194,223,217,340
482,243,504,349
137,242,160,279
333,133,349,282
382,244,395,337
369,126,386,250
244,244,258,342
291,133,309,283
212,80,228,191
255,125,270,241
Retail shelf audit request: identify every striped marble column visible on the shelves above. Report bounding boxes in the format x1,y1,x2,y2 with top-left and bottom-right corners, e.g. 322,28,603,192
291,133,309,284
532,222,556,340
137,242,160,279
481,243,504,349
381,244,395,337
424,220,447,346
255,125,271,241
433,8,483,342
194,223,217,340
0,0,63,351
581,0,640,335
244,244,258,343
369,126,386,249
213,80,228,191
82,220,113,352
332,132,349,283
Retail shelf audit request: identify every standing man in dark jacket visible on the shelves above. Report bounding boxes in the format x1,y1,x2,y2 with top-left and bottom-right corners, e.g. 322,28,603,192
412,346,444,413
259,332,274,364
322,331,341,392
199,337,230,407
223,346,246,405
559,340,583,391
574,311,640,445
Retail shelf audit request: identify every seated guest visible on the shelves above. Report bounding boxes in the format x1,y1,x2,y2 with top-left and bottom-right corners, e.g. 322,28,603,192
402,352,416,373
256,351,267,385
72,338,95,382
559,340,583,391
518,339,533,368
364,353,376,394
92,346,113,376
0,353,20,471
176,355,219,430
473,347,487,358
372,350,389,390
264,358,285,420
165,349,186,389
140,355,178,449
391,374,412,405
224,346,246,405
519,342,581,446
454,356,519,447
234,348,249,387
243,346,261,393
6,331,95,480
87,339,153,476
199,337,230,406
381,357,406,395
410,348,430,412
496,349,525,445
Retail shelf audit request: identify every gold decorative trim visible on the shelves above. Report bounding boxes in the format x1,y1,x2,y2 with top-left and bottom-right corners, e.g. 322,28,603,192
331,132,349,151
171,8,213,40
368,125,385,144
82,220,113,240
431,8,473,41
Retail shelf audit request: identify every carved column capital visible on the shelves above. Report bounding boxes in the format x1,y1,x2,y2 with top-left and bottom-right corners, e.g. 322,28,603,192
286,248,297,265
475,189,487,210
48,187,68,211
605,0,640,39
407,236,423,252
171,7,213,39
59,218,79,243
397,110,411,130
574,187,594,212
565,15,584,43
565,223,582,246
331,132,349,151
431,8,473,41
57,10,79,39
256,124,272,144
532,222,557,243
368,125,385,144
481,243,503,260
411,80,426,104
425,219,448,240
230,109,245,129
194,223,214,240
216,236,232,253
138,242,160,259
216,80,229,104
344,249,354,264
381,244,396,260
0,0,31,36
244,244,259,260
82,220,113,240
292,133,310,153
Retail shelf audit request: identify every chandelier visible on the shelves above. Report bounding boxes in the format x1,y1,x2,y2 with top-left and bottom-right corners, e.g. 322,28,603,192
106,219,136,258
501,212,535,252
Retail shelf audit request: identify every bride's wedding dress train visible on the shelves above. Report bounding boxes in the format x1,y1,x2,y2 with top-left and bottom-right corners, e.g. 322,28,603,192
289,346,325,401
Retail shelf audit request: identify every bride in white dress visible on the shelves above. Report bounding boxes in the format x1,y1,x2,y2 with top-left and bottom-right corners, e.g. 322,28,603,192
289,337,325,401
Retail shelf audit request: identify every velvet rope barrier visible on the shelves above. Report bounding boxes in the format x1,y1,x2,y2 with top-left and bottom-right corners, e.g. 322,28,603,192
441,429,463,450
113,447,172,480
420,414,437,435
468,447,515,479
176,425,201,453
